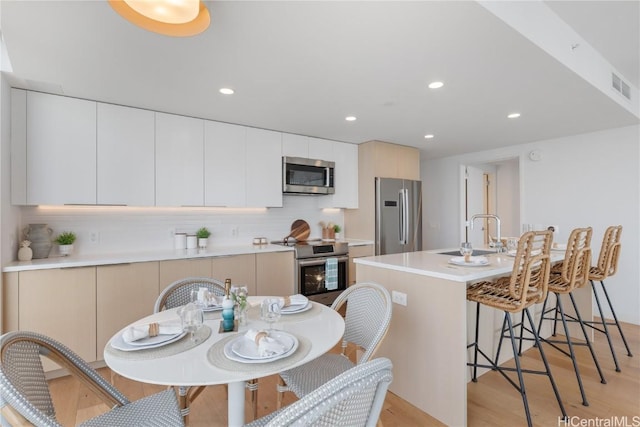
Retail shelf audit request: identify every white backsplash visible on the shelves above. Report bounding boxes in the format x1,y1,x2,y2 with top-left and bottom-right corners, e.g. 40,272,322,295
17,196,344,257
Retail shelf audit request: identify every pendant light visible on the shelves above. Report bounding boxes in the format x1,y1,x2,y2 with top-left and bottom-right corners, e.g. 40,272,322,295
109,0,210,37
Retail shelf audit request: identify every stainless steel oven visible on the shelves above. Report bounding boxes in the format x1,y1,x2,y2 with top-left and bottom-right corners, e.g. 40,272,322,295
272,240,349,305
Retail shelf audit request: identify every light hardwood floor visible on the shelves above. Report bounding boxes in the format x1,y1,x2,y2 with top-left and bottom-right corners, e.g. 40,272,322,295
48,321,638,426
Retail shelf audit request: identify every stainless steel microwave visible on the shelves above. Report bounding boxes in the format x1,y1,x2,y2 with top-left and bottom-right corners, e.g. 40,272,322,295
283,156,335,195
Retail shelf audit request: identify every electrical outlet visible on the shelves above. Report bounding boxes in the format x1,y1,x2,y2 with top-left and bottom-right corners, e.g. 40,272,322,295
89,231,100,243
391,290,407,306
231,227,239,237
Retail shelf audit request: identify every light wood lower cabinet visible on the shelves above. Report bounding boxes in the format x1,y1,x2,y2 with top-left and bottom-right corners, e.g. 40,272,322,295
159,258,213,290
348,244,374,285
256,252,294,296
96,262,160,358
15,268,97,370
212,254,257,296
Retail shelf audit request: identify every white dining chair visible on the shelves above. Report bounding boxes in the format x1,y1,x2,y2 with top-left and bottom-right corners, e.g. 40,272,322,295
247,357,393,427
276,282,392,408
0,330,184,427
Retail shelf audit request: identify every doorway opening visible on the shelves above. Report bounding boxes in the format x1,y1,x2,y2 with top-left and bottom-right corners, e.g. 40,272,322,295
462,157,520,248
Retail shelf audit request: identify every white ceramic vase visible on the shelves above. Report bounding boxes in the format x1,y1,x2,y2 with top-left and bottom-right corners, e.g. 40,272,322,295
59,244,74,256
198,237,208,249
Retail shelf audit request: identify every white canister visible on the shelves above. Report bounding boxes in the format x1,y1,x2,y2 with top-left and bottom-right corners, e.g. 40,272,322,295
186,234,197,249
174,233,187,250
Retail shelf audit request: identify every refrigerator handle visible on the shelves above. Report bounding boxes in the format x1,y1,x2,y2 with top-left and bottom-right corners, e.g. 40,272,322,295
399,189,409,244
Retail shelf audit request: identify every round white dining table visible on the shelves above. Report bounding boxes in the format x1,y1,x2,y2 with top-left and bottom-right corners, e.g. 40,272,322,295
103,298,345,427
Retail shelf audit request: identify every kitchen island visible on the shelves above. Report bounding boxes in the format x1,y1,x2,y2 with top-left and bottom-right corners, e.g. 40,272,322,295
354,249,580,426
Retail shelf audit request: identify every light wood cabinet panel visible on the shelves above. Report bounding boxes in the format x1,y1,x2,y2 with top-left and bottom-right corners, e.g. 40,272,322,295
26,92,97,205
344,141,420,240
96,262,159,358
245,128,282,207
159,258,213,290
155,113,204,206
97,103,155,206
18,268,97,369
348,244,374,285
256,252,294,296
2,272,19,333
204,121,246,207
211,254,257,297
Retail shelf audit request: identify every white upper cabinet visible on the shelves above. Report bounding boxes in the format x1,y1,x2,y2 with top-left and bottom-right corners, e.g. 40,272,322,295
318,141,358,209
25,91,97,205
155,112,204,206
11,89,27,205
97,103,155,206
246,128,283,207
204,121,246,207
308,137,333,161
281,133,309,158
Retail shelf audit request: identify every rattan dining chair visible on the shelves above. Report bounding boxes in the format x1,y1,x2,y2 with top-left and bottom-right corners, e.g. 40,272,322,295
0,330,184,427
586,225,632,372
536,227,606,406
247,357,392,427
466,230,566,427
154,277,261,421
276,282,392,409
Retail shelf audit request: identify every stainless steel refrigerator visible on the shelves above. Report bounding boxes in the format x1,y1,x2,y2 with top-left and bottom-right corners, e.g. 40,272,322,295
375,177,423,255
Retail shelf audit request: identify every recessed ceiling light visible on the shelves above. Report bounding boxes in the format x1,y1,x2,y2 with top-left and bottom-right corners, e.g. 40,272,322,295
424,134,435,139
345,116,357,122
507,112,521,119
428,81,444,89
219,88,234,95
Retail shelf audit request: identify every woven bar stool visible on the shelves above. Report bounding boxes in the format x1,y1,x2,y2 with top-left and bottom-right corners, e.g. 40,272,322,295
587,225,632,372
467,230,566,427
536,227,606,406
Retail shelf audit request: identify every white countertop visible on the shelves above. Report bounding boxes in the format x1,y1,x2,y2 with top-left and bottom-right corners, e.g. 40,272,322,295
2,239,374,273
354,248,565,283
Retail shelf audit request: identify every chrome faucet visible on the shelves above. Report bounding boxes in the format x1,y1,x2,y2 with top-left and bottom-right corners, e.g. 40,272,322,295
467,214,503,252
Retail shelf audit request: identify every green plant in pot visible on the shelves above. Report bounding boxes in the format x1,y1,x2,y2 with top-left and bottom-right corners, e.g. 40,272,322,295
196,227,211,249
55,231,76,256
333,224,342,240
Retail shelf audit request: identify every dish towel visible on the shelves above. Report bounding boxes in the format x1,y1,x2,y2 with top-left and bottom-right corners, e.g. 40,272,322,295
325,257,338,291
122,321,182,343
245,329,287,357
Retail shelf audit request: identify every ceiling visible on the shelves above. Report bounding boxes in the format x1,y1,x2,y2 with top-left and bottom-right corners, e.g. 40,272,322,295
1,1,638,159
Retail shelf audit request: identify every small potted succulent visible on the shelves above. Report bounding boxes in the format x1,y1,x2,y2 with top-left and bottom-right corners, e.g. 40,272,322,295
196,227,211,249
55,231,76,256
333,224,342,241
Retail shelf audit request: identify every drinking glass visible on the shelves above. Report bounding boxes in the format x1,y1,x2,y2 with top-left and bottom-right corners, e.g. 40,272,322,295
460,242,473,262
180,302,204,343
507,237,518,253
260,298,281,330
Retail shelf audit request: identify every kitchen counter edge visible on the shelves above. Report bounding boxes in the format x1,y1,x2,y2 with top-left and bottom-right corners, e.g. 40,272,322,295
2,239,373,273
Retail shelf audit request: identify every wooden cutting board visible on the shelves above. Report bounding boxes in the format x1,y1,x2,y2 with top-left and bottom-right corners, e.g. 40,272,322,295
287,219,310,241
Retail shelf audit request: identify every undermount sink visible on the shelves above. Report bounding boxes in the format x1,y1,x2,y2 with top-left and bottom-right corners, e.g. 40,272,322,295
438,249,496,256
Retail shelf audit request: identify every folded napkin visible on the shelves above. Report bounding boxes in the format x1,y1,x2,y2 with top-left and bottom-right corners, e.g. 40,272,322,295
452,256,488,265
122,322,182,343
244,329,287,357
278,294,308,308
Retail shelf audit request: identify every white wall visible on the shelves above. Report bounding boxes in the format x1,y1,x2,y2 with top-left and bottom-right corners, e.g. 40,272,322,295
13,196,343,257
422,124,640,325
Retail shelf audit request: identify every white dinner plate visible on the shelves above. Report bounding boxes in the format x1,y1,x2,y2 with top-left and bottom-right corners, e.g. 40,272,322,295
111,331,187,352
203,304,222,312
281,302,312,314
448,256,490,267
224,332,299,364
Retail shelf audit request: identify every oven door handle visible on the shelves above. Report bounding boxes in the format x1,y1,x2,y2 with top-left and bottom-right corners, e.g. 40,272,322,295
297,256,349,267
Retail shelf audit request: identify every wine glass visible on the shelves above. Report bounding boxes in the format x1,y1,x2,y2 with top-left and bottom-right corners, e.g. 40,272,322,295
460,242,473,262
180,302,204,343
260,298,281,330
